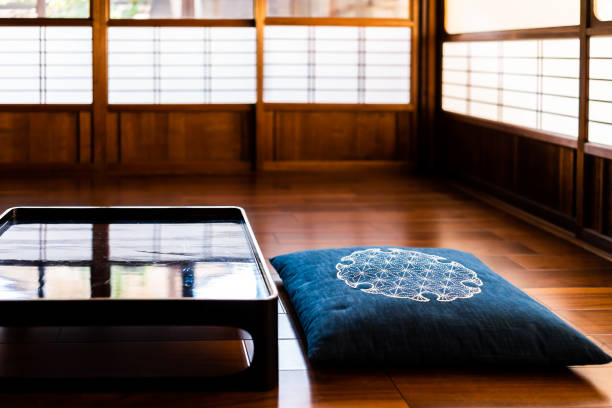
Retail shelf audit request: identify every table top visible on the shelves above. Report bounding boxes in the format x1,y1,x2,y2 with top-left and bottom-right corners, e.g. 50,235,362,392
0,207,272,301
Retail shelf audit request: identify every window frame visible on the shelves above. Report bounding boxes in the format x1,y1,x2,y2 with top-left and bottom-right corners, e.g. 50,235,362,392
438,0,612,239
0,0,416,111
439,0,612,159
0,0,93,110
262,1,417,111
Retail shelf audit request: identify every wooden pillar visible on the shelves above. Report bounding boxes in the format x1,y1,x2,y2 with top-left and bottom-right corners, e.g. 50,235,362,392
254,0,265,169
92,0,108,168
91,223,111,298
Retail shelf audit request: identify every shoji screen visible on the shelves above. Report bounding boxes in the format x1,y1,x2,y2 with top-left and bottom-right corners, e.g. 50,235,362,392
264,26,411,104
108,27,256,104
589,36,612,146
0,26,92,104
442,39,580,138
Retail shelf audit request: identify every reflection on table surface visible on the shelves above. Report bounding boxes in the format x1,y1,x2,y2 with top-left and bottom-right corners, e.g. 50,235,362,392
0,222,269,300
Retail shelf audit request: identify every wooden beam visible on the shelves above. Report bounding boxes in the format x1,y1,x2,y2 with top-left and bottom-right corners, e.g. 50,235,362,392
444,26,580,42
92,0,108,167
107,19,254,26
0,18,91,26
442,112,579,149
0,104,91,112
264,17,413,26
263,103,414,112
108,104,254,112
585,142,612,160
254,0,265,169
418,0,437,171
576,0,590,227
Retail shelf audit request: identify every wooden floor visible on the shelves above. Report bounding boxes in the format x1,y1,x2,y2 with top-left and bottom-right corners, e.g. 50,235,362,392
0,172,610,407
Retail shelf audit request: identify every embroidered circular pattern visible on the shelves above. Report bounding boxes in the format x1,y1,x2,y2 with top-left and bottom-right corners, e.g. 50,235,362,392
336,248,483,302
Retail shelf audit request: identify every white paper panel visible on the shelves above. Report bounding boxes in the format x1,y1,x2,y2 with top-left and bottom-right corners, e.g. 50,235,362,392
108,27,256,104
588,36,612,146
442,39,579,138
0,26,92,104
264,26,411,104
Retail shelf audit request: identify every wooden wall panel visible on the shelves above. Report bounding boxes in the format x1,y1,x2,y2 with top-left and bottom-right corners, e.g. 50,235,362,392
0,112,79,164
514,137,575,216
441,118,514,191
118,111,252,164
441,116,576,221
78,112,92,164
105,112,119,164
583,155,608,234
397,111,416,161
271,111,413,161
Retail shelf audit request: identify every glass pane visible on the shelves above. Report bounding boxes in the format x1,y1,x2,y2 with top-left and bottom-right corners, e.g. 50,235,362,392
0,219,269,301
0,224,92,261
264,25,411,104
595,0,612,21
108,27,256,104
0,0,89,17
0,26,92,104
445,0,579,34
43,267,92,299
267,0,409,18
589,121,612,146
442,39,580,138
589,37,612,146
110,0,253,19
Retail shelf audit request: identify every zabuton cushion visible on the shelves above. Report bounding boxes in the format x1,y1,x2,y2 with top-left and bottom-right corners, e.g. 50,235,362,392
270,247,611,366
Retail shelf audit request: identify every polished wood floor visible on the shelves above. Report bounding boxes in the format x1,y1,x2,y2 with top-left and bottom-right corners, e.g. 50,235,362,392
0,172,610,407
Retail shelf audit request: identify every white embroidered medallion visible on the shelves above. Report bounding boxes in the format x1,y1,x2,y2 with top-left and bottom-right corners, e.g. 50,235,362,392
336,248,483,302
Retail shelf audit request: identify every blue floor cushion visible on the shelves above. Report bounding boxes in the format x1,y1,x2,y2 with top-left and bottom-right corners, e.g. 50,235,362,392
270,247,611,366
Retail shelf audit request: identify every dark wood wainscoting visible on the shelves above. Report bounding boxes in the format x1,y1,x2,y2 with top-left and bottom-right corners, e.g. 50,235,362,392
583,154,612,249
440,113,612,252
260,109,416,171
104,109,254,174
0,111,92,167
440,114,577,230
0,107,416,174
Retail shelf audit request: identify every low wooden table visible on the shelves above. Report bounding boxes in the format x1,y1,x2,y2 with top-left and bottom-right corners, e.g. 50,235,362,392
0,206,278,390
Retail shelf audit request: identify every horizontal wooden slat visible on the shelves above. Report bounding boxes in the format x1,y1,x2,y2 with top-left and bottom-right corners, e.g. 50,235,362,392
0,163,94,174
264,17,413,27
443,111,579,150
107,19,254,27
585,142,612,161
262,160,413,172
264,103,414,112
109,104,254,112
587,23,612,36
0,18,91,26
443,26,580,42
0,105,92,112
106,161,252,175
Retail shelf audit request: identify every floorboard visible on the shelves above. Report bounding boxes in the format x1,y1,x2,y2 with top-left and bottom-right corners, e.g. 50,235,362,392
0,172,610,407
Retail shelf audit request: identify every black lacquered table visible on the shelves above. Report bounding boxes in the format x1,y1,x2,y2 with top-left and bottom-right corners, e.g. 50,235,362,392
0,206,278,390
